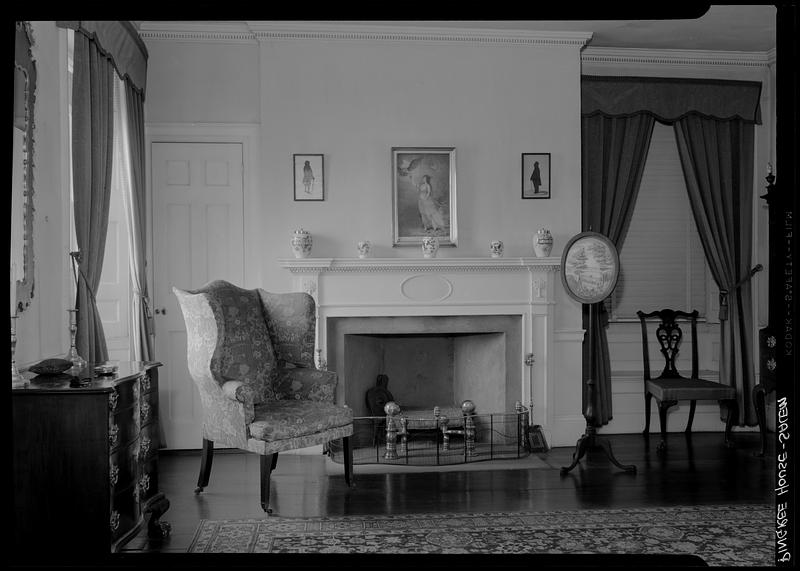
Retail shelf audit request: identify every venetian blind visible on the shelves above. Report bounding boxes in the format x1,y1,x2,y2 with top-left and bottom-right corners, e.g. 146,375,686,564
610,122,708,319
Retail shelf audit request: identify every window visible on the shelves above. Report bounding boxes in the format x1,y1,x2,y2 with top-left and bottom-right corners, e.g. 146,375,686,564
608,122,712,320
67,30,132,360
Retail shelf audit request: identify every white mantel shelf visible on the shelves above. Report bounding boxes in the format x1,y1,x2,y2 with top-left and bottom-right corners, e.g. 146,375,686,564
278,257,561,273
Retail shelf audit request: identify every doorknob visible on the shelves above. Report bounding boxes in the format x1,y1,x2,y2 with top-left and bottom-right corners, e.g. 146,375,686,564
155,307,167,315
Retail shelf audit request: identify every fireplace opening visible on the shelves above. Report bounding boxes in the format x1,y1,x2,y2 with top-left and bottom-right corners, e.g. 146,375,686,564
346,332,506,417
327,314,523,417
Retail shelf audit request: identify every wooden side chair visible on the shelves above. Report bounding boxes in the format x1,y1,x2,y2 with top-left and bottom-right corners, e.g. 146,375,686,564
637,309,738,452
173,280,354,514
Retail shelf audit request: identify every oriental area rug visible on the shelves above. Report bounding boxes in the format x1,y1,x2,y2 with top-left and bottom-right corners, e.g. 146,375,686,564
187,503,774,566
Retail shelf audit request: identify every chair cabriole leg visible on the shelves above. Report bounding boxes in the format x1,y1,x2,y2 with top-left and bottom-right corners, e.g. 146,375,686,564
657,400,676,452
260,453,276,514
342,436,354,488
195,438,214,494
723,399,738,448
685,400,697,433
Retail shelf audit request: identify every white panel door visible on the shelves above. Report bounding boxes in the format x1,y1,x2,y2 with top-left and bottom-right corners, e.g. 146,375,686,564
152,142,244,450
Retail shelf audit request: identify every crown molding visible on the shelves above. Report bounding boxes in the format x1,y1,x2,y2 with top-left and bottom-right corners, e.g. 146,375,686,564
582,46,773,69
138,21,592,48
138,21,257,44
250,22,592,47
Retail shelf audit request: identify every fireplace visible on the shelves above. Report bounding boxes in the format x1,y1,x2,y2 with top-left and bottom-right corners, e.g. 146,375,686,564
279,256,584,447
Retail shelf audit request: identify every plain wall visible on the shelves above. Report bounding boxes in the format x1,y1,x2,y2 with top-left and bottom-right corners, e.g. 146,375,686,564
143,34,584,307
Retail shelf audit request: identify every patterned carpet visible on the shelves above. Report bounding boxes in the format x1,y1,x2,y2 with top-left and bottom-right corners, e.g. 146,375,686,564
188,503,774,566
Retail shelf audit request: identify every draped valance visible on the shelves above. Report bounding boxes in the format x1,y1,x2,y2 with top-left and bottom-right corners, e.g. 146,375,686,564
582,76,762,124
57,21,148,94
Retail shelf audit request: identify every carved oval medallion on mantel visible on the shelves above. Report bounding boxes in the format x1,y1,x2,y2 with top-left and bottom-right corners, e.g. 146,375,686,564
400,274,453,302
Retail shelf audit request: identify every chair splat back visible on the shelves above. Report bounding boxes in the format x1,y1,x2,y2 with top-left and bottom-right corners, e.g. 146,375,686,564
637,309,700,380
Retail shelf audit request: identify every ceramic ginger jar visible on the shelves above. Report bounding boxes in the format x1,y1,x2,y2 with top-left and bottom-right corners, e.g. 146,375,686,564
533,228,553,257
291,228,313,258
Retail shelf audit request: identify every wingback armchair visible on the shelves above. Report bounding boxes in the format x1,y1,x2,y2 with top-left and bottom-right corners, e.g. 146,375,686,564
173,280,354,514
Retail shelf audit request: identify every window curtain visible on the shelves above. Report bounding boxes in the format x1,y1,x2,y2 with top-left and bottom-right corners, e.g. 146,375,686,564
674,116,756,425
581,75,761,428
57,21,148,93
71,32,114,364
120,79,154,361
581,114,656,425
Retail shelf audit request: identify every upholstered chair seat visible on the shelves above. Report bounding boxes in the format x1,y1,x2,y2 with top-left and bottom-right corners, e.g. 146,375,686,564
173,280,354,514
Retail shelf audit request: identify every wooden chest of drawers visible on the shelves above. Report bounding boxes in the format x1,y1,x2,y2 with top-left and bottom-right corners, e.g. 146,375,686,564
12,361,170,556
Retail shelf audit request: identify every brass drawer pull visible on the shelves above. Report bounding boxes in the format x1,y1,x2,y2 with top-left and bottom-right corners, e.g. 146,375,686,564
108,389,119,412
140,436,151,459
108,423,120,448
139,474,151,494
140,402,151,423
110,510,120,532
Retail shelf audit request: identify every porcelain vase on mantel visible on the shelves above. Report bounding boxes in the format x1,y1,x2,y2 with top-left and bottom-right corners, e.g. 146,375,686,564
422,236,439,259
291,228,313,259
533,228,553,258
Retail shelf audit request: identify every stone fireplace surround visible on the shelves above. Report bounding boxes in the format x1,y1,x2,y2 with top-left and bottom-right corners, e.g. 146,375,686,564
280,257,584,447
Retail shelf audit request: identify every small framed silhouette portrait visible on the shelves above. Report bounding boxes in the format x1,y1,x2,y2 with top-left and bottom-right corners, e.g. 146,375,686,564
293,154,324,201
521,153,551,199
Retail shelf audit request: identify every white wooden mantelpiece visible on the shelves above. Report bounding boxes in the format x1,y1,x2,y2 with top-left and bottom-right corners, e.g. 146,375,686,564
278,257,578,444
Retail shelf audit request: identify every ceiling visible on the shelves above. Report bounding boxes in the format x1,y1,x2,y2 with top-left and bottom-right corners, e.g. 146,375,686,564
137,5,777,52
329,6,777,52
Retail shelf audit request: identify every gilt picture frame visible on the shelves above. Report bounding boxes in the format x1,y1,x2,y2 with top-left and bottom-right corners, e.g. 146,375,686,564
293,154,324,201
391,147,457,247
521,153,551,199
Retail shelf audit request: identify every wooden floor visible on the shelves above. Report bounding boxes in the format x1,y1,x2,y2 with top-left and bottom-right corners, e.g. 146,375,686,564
123,431,775,554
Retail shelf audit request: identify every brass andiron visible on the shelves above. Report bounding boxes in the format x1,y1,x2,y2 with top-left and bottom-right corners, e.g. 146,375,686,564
383,401,407,460
438,401,478,456
11,316,28,388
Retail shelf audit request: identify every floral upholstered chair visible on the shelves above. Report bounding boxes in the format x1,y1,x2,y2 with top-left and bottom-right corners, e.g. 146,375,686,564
173,280,354,514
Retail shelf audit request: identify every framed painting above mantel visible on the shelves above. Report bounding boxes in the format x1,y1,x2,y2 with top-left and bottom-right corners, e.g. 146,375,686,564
391,147,457,247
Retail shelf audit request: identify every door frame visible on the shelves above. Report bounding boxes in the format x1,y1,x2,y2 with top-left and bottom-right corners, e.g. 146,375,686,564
144,122,262,343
